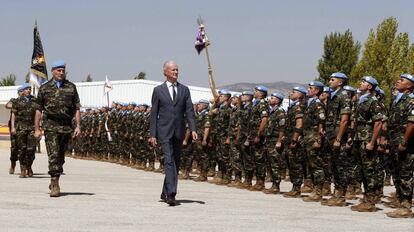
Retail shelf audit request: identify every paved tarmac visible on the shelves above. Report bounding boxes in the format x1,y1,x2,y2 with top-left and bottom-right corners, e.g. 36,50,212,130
0,148,413,232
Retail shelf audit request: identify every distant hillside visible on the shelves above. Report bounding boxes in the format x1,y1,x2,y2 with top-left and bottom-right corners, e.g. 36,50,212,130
219,81,306,96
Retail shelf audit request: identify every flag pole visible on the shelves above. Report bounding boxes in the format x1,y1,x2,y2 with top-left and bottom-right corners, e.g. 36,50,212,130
197,17,219,101
107,91,110,108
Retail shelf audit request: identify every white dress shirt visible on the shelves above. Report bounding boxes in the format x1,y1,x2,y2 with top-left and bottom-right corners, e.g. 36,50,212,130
166,80,178,101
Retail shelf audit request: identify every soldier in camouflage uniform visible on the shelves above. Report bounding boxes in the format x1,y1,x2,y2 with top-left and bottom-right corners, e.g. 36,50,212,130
283,86,306,198
350,76,384,212
227,94,242,187
322,72,352,207
210,90,232,185
34,60,81,197
129,104,141,167
10,84,39,178
246,86,269,191
262,92,286,194
302,81,326,202
386,74,414,218
142,105,155,171
192,100,211,182
342,85,363,200
319,86,333,196
6,95,20,174
239,91,254,189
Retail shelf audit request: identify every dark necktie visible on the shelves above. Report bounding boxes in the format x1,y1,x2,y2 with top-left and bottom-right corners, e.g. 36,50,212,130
172,84,176,101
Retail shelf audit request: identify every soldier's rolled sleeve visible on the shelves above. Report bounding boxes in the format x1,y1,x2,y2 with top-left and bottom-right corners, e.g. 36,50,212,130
407,99,414,122
339,96,352,115
73,87,81,109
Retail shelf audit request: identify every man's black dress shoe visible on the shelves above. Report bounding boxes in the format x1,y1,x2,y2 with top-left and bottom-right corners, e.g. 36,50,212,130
160,194,166,202
166,196,176,206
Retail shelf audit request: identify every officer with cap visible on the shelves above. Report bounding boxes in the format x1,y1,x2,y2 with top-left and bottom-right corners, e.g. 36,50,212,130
349,76,384,212
386,74,414,218
283,86,307,198
322,72,352,206
10,83,39,178
263,92,286,194
5,88,25,174
34,60,81,197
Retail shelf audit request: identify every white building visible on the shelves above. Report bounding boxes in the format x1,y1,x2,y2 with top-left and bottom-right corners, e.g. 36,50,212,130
0,79,214,124
0,79,290,125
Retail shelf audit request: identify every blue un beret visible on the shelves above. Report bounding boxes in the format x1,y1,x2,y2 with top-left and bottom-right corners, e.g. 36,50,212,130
51,60,66,69
401,74,414,83
220,89,232,96
343,85,356,93
232,93,241,98
198,99,210,105
308,81,324,88
242,90,254,96
361,76,378,86
293,86,307,95
17,83,32,92
270,92,285,100
330,72,348,79
375,86,385,95
323,86,333,93
255,85,268,94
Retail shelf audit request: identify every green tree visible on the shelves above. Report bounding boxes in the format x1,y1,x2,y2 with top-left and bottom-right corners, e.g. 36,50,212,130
85,74,93,82
0,73,17,86
407,43,414,74
317,29,360,84
383,32,409,95
350,17,398,87
134,71,146,80
25,72,30,83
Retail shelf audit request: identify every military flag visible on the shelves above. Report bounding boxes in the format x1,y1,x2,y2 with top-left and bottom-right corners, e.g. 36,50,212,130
195,16,218,100
29,21,48,88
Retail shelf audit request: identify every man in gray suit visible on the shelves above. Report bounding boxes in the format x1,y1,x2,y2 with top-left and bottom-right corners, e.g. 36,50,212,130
149,60,197,206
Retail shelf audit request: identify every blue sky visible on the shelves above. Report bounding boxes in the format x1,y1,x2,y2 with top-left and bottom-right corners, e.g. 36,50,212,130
1,0,413,87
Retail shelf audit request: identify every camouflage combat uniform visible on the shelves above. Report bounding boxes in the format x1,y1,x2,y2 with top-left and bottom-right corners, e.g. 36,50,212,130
37,79,81,177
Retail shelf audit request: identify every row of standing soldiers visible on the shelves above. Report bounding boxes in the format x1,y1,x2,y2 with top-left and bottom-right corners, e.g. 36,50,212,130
66,72,414,218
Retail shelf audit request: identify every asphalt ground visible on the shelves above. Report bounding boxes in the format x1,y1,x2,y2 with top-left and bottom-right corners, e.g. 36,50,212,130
0,147,413,232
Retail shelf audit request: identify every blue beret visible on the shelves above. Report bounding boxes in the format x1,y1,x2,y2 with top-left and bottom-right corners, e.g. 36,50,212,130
323,86,333,93
198,99,210,104
270,92,284,100
375,86,385,95
308,81,324,88
51,60,66,69
361,76,378,86
292,86,307,95
343,85,356,93
232,93,241,98
401,74,414,83
129,102,137,106
242,90,254,96
255,85,268,94
220,89,231,96
18,83,32,92
330,72,348,79
141,103,149,108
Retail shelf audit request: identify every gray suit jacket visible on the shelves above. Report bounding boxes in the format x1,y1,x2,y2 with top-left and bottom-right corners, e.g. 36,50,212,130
149,81,196,142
